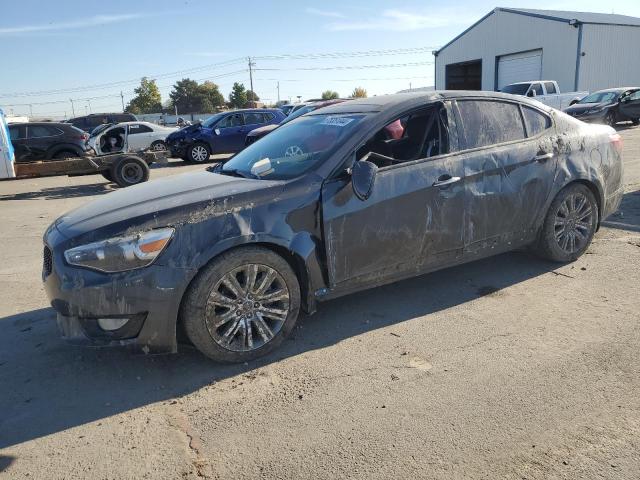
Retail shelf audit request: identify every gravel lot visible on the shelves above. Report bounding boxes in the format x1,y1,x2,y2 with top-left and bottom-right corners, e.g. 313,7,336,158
1,128,639,479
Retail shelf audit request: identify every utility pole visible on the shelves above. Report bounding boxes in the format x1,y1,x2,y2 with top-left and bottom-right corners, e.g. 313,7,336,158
120,91,125,112
277,81,280,104
70,98,75,116
248,56,256,103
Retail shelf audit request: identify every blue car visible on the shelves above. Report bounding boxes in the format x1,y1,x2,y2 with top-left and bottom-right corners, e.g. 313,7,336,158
166,109,285,162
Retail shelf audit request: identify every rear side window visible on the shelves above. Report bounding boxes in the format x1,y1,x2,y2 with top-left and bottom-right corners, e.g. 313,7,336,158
28,125,61,138
456,100,525,149
522,107,551,137
544,82,557,94
243,112,265,125
128,124,153,134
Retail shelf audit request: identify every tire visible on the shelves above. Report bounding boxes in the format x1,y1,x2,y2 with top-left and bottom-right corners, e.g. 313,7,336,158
53,150,79,160
535,183,598,262
112,156,150,187
150,140,166,151
187,142,211,163
605,111,617,127
101,170,113,182
181,246,301,363
632,118,640,126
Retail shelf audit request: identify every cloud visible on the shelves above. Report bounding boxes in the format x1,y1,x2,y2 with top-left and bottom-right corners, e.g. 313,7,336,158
0,13,158,36
326,9,474,31
305,7,345,19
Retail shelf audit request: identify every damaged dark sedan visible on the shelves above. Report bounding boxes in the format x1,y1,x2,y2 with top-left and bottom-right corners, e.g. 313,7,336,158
43,92,624,363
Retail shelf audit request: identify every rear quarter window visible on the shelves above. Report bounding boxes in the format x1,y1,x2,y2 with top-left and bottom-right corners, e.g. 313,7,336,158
456,100,526,149
522,106,551,137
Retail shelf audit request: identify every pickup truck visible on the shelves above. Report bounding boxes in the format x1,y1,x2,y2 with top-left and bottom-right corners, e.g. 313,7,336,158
500,81,587,110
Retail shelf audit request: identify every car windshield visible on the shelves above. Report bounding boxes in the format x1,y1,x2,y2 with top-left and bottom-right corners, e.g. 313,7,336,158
221,113,365,180
501,84,530,95
201,113,226,128
579,91,621,104
89,123,112,137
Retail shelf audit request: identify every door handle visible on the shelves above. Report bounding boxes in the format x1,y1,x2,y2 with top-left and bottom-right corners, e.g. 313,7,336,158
534,152,554,163
433,175,461,187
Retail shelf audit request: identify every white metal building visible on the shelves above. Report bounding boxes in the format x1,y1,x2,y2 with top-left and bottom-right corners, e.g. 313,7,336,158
433,8,640,93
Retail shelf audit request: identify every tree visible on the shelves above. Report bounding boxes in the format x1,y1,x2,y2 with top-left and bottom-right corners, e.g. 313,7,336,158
126,77,162,114
246,90,260,102
169,78,225,113
229,82,248,109
321,90,339,100
351,87,367,98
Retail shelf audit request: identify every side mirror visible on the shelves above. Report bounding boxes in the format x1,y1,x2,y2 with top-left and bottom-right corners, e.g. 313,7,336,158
350,160,378,201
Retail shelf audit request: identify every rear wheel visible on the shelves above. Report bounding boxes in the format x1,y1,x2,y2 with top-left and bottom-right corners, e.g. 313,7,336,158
181,246,301,363
53,150,78,159
535,183,598,262
150,140,166,151
112,156,150,187
187,143,211,163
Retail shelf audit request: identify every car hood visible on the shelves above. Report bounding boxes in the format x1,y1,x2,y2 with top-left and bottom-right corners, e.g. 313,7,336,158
247,124,278,137
565,102,612,114
54,170,280,239
167,124,206,140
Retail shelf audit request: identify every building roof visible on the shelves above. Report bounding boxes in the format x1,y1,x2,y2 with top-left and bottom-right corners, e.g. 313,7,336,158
435,7,640,54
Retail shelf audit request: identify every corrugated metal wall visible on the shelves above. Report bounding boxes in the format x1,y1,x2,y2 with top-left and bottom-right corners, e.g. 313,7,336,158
578,24,640,91
435,10,580,92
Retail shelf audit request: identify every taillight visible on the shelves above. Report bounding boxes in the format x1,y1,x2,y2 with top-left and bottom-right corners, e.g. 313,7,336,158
609,132,623,155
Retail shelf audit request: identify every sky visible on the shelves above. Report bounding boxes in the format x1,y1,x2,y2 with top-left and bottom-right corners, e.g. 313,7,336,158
1,0,639,118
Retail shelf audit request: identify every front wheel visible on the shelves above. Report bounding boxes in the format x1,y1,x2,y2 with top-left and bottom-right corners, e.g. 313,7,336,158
535,183,598,262
181,246,301,363
605,111,617,127
187,143,211,163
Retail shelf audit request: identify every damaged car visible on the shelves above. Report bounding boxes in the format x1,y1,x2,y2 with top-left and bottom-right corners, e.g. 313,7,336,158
42,92,624,363
563,87,640,126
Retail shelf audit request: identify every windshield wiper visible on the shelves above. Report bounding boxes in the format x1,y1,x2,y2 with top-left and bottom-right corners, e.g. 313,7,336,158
210,163,259,179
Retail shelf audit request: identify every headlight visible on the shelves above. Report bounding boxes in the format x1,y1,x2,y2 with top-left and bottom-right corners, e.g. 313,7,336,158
64,228,174,273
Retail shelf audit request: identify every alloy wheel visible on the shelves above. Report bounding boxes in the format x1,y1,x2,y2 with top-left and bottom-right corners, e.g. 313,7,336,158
553,192,594,254
205,264,290,352
191,145,209,162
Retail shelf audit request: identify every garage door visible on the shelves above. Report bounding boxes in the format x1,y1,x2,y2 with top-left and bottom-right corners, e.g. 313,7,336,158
497,50,542,90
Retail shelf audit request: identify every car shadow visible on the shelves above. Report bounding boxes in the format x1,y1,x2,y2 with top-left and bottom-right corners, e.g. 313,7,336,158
0,250,563,449
0,182,114,201
601,189,640,233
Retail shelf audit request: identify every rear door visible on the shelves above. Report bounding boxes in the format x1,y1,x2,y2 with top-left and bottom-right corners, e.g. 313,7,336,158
321,104,466,288
453,99,556,256
127,123,154,151
619,90,640,120
214,113,245,153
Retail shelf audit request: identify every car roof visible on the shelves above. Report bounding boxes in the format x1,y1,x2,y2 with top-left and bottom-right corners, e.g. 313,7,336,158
592,87,639,93
309,91,551,116
224,108,283,113
8,121,70,127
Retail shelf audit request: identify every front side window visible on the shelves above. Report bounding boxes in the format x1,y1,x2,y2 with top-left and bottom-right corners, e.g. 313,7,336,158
529,83,543,96
522,106,551,137
218,114,244,128
221,114,366,180
456,100,525,149
626,90,640,101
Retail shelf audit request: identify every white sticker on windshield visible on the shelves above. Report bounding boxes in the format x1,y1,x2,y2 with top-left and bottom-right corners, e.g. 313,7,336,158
320,116,354,127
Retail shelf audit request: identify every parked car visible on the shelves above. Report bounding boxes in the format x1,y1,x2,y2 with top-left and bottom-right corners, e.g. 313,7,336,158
279,104,295,116
66,113,138,133
563,87,640,126
87,121,176,155
501,81,587,110
8,122,89,162
42,92,623,363
245,99,348,146
165,109,285,162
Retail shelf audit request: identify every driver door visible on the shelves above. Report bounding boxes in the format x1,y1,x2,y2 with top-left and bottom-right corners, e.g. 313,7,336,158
619,90,640,120
321,106,466,288
214,113,245,153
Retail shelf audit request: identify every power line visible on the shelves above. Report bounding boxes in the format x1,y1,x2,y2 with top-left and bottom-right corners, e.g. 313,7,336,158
255,61,433,72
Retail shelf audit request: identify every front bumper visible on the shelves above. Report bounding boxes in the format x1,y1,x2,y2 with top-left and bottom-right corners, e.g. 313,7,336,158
43,232,196,354
168,140,189,157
